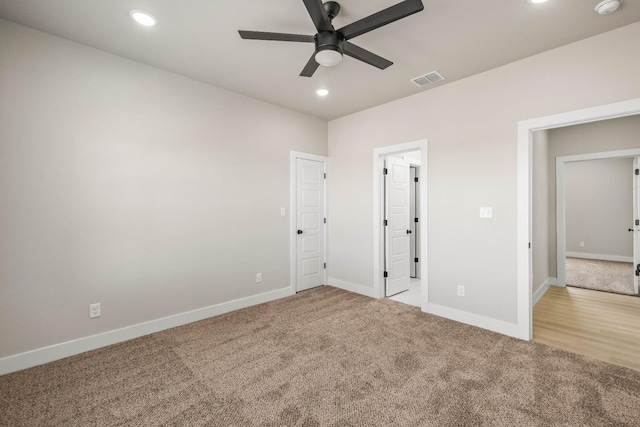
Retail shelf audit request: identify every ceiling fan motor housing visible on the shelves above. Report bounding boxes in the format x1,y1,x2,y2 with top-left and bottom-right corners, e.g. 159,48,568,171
314,31,344,66
315,30,345,55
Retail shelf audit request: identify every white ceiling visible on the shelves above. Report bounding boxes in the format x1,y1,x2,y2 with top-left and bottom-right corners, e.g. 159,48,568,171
1,0,639,120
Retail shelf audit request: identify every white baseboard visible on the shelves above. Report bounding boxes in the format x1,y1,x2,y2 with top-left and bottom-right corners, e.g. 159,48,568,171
424,303,521,339
327,277,378,299
566,252,633,263
532,277,556,306
0,287,293,376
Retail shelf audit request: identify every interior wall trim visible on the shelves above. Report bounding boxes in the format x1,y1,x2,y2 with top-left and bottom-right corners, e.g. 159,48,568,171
425,303,521,338
327,277,378,299
0,287,293,376
565,252,633,263
532,277,555,306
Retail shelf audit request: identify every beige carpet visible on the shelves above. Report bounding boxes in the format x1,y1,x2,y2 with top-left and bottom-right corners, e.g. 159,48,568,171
2,286,640,426
566,257,636,296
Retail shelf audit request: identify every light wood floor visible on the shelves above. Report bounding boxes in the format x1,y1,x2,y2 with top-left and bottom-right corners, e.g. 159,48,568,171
533,285,640,371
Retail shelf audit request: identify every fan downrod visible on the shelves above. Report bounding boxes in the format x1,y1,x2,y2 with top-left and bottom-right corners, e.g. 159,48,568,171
324,1,341,21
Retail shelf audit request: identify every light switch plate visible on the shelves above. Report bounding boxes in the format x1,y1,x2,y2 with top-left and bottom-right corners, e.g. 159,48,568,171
479,207,493,219
280,207,286,216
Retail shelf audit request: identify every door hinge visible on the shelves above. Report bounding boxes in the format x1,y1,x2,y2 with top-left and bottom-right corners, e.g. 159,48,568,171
636,219,639,226
383,271,388,278
414,177,419,183
383,168,388,175
414,217,418,223
324,218,327,224
324,172,326,179
636,169,639,176
529,242,531,249
324,262,327,269
383,219,388,226
414,257,419,263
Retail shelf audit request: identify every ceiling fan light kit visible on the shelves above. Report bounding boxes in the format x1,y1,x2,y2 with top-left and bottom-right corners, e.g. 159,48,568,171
315,47,343,66
238,0,424,77
314,30,345,66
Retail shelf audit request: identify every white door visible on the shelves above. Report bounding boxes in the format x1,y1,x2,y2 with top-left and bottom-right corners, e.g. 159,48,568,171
385,157,411,296
296,158,325,292
634,156,639,295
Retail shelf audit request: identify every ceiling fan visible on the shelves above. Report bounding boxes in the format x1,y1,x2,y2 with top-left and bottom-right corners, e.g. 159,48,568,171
238,0,424,77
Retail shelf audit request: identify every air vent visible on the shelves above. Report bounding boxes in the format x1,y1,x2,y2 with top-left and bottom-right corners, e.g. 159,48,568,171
410,71,445,87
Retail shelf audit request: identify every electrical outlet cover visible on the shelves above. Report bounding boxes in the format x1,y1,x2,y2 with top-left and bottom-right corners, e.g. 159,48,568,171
89,303,101,318
479,207,493,219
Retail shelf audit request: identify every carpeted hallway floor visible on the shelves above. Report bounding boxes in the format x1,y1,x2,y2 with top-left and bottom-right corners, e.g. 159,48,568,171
566,257,635,296
2,286,640,426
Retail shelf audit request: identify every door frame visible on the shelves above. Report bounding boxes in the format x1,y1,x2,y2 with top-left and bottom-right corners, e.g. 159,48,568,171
373,139,428,306
409,162,421,279
290,151,329,293
517,98,640,341
635,156,640,295
555,149,640,287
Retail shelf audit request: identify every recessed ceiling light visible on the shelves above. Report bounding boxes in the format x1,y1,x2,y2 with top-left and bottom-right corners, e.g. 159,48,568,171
527,0,548,4
130,10,157,27
316,89,329,97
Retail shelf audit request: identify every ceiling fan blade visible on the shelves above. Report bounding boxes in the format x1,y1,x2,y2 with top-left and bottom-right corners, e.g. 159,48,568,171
300,54,320,77
344,42,393,69
303,0,333,32
238,30,315,43
338,0,424,40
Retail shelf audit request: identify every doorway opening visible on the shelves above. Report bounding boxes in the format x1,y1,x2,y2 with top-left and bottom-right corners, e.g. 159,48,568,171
528,116,640,370
372,140,428,309
556,151,640,297
384,151,422,306
518,98,640,343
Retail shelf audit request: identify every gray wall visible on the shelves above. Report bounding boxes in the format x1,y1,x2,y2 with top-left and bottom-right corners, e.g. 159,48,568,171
546,114,640,276
532,130,549,294
328,22,640,324
565,158,633,258
0,20,327,358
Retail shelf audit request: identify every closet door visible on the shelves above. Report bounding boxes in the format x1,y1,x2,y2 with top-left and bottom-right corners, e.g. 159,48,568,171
385,157,411,296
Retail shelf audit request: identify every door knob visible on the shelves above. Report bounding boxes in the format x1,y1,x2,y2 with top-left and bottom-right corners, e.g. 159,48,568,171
629,228,634,232
297,230,303,235
406,230,412,234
